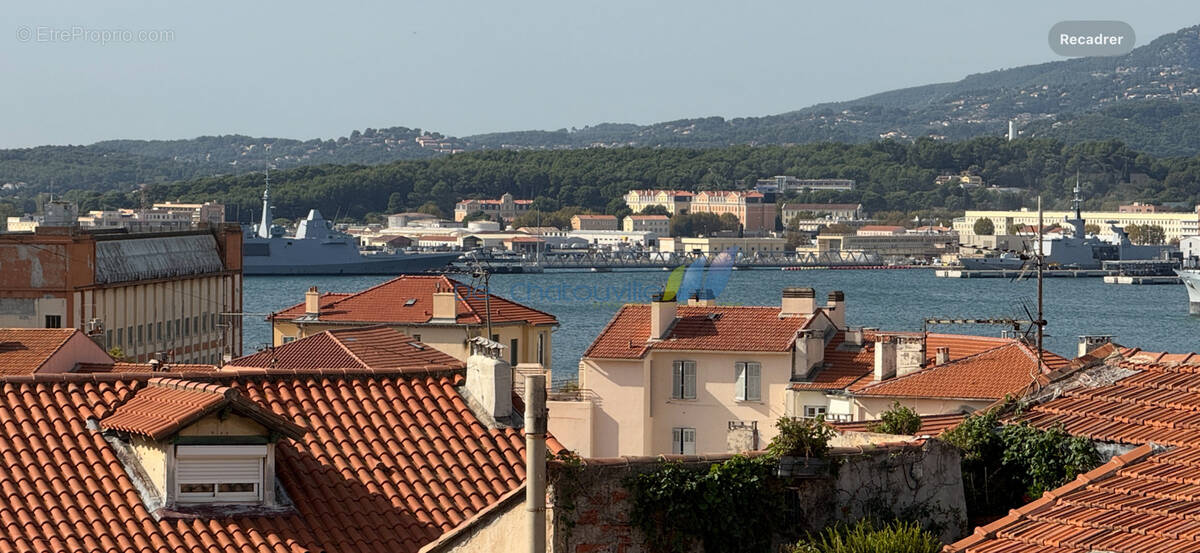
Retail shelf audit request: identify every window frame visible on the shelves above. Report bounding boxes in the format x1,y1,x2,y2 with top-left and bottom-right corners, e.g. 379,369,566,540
671,360,697,400
734,361,762,402
803,405,828,419
671,427,697,455
174,445,267,504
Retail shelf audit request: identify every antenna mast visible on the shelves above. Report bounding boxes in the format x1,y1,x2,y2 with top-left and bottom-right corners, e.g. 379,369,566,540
1036,195,1045,369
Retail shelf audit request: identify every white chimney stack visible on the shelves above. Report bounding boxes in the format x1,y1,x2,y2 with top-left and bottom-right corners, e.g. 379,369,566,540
781,287,816,318
873,336,897,381
895,335,926,377
935,346,951,366
688,289,716,307
466,337,513,422
649,294,677,340
1077,335,1114,358
825,291,845,328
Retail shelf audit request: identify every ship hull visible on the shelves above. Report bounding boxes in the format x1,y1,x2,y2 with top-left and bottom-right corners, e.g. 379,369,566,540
959,256,1026,271
244,252,461,275
1178,270,1200,315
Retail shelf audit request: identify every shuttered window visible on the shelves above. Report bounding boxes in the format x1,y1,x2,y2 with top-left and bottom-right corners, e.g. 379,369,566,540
735,362,762,402
176,445,265,503
672,361,697,400
672,427,696,455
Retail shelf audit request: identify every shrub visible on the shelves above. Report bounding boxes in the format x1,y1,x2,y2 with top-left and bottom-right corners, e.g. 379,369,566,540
792,520,941,553
866,402,922,435
768,416,837,458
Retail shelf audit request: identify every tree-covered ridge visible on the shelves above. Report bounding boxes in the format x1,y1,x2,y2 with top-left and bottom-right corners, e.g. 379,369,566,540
80,137,1198,224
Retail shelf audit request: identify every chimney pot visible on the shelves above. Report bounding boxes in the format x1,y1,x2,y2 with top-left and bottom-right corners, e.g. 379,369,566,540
935,346,951,366
825,290,846,328
432,288,458,321
650,295,677,340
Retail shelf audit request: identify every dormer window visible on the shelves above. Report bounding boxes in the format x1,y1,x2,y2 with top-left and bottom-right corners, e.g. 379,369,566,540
98,378,306,515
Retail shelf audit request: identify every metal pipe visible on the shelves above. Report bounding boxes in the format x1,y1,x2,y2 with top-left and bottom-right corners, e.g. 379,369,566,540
525,373,547,553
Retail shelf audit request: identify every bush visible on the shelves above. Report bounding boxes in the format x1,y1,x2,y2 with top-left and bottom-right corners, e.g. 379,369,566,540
768,416,837,458
866,402,922,435
792,520,941,553
973,217,995,235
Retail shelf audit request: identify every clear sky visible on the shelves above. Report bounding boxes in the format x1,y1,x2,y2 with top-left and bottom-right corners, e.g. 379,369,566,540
2,1,1199,148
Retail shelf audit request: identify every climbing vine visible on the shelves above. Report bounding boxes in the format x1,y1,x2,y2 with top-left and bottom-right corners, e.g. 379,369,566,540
866,402,922,435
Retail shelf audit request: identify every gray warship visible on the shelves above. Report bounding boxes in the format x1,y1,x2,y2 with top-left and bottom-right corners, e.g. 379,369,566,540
960,184,1173,270
242,176,460,275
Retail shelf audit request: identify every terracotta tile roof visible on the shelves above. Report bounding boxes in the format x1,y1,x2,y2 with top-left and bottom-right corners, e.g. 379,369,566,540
271,275,558,327
582,304,818,359
833,413,967,436
0,369,544,553
75,362,220,373
628,215,669,220
0,328,82,374
943,444,1200,553
227,326,465,371
572,214,617,220
99,377,306,441
791,332,1063,393
854,341,1061,401
1019,349,1200,448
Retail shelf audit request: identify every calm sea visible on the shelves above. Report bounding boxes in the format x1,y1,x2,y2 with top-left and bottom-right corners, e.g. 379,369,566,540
243,269,1200,385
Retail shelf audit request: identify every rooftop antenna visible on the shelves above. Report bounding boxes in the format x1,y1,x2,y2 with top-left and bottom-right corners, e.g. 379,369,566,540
1036,195,1046,372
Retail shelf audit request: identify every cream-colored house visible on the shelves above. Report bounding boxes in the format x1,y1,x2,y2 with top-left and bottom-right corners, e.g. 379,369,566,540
269,275,558,369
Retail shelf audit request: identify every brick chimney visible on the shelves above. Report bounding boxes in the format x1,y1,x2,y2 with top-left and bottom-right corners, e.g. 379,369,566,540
649,293,677,340
432,285,457,321
935,346,951,366
305,287,320,318
780,287,816,318
825,291,846,328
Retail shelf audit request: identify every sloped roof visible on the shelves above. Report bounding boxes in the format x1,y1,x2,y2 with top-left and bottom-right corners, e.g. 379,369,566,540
0,368,547,553
227,326,464,371
833,413,968,436
99,377,306,440
854,341,1064,400
271,275,558,327
582,304,817,359
944,444,1200,553
0,328,82,374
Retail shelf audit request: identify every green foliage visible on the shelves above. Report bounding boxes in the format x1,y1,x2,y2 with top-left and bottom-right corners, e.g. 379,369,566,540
866,402,922,435
943,407,1101,518
973,217,995,235
1125,223,1166,245
639,204,671,216
767,416,836,459
107,347,127,361
1084,223,1101,235
627,455,783,553
792,520,941,553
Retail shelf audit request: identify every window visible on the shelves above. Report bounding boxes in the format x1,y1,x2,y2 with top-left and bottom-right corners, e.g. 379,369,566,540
735,362,762,402
126,327,133,347
803,405,827,419
184,317,190,337
137,324,144,344
175,319,181,338
175,445,266,504
157,322,163,341
537,332,546,366
672,427,696,455
116,327,124,347
671,360,697,400
44,315,61,328
105,329,113,348
510,338,519,366
412,334,421,342
281,336,295,344
193,316,200,335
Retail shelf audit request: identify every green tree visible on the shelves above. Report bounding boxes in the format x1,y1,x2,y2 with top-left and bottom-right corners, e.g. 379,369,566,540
460,210,491,224
973,217,995,235
640,204,670,216
1084,223,1101,235
866,402,922,435
417,202,445,219
718,213,741,232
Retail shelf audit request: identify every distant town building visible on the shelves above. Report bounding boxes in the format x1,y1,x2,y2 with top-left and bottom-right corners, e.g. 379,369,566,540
570,214,619,231
386,212,438,228
756,176,855,192
814,231,959,258
567,229,656,247
1119,202,1159,213
454,192,533,222
934,173,984,188
624,190,694,215
269,275,558,367
623,214,669,236
152,201,226,225
0,224,244,364
689,190,776,233
781,203,865,224
856,225,907,236
955,208,1200,242
517,226,568,237
659,236,787,255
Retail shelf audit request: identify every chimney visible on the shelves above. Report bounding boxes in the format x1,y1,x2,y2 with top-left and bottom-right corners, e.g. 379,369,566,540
688,289,716,307
650,294,677,340
1077,335,1114,358
466,336,513,422
873,335,896,381
794,329,826,379
304,287,320,318
780,287,816,318
935,346,951,366
524,373,548,553
825,291,846,328
845,327,865,347
432,286,457,321
895,335,926,377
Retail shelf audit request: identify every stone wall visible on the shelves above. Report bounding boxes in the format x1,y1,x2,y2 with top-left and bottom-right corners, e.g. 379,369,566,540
548,439,966,553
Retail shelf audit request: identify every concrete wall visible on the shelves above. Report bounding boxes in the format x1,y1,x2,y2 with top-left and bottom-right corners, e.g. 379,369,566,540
42,331,112,373
419,488,537,553
548,399,594,457
853,397,989,421
579,357,649,457
548,440,967,552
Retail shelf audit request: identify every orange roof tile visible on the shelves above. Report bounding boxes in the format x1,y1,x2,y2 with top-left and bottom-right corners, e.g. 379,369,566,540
0,328,84,374
942,444,1200,553
854,341,1061,400
0,368,543,553
76,361,221,373
833,413,967,436
582,304,818,359
99,377,306,440
271,275,558,327
227,326,464,371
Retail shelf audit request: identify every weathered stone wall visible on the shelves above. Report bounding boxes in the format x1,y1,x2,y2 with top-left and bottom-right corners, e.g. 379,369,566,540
549,439,966,553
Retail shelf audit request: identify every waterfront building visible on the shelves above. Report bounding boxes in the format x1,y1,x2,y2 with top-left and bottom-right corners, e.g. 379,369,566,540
623,189,693,215
454,192,533,222
813,231,959,258
0,224,243,364
955,206,1200,243
622,214,669,236
269,275,558,368
658,235,787,255
386,211,438,228
781,202,864,224
689,190,776,233
756,176,855,192
570,214,619,231
566,229,655,247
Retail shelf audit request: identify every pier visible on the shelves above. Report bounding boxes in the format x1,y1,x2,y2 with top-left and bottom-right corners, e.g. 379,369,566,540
453,250,883,272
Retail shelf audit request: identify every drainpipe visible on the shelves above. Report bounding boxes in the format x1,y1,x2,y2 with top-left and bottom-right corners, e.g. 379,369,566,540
525,373,547,553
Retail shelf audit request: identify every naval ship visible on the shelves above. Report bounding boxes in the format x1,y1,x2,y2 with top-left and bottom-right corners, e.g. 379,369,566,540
242,177,460,275
960,184,1173,270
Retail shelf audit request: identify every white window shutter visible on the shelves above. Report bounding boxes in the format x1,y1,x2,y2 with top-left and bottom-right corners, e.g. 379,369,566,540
683,362,697,399
682,428,696,455
672,427,683,454
747,363,761,401
735,362,747,401
177,457,262,484
672,361,683,399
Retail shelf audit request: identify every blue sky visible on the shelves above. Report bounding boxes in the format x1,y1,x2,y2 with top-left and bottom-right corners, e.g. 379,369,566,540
2,1,1198,147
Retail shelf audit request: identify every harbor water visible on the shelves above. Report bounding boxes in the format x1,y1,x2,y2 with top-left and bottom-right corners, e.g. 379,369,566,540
243,269,1200,385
